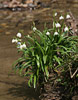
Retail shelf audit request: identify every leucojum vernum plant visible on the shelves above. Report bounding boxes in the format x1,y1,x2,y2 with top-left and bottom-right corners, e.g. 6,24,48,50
12,13,78,89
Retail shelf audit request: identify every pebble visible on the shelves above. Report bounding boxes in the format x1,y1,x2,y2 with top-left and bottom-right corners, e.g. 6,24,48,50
1,23,7,27
5,32,11,35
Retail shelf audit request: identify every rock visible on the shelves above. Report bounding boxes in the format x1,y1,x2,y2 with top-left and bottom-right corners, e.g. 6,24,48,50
72,96,78,100
1,23,7,27
23,0,34,4
0,0,42,10
5,32,11,35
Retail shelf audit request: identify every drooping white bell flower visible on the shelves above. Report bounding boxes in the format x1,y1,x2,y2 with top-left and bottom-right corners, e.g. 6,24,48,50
59,16,64,20
19,45,23,49
66,14,71,19
55,23,61,28
54,32,59,35
17,33,22,38
20,44,26,49
27,35,30,37
46,32,50,35
12,39,15,43
12,39,18,43
55,13,57,16
64,27,69,32
33,27,37,31
22,44,26,48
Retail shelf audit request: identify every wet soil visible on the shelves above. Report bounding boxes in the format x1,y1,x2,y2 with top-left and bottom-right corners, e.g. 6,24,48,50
0,0,78,100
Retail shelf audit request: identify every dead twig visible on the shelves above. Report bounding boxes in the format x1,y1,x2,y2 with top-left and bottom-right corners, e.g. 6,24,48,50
69,65,78,78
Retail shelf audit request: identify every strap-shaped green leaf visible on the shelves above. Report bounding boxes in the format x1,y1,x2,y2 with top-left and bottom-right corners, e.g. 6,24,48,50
43,55,47,64
34,75,36,88
54,55,61,65
45,66,49,77
28,74,33,87
12,57,25,69
40,59,44,72
35,41,44,55
36,59,40,68
19,61,31,75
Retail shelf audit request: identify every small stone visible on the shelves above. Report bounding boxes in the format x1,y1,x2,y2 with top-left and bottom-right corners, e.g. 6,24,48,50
52,97,56,100
43,94,48,97
1,23,7,27
5,32,11,35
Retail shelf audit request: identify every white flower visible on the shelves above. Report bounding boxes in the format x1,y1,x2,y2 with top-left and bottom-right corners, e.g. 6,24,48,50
17,33,22,38
64,27,69,32
33,27,37,31
12,39,18,43
20,45,23,49
54,32,59,35
12,39,15,43
20,44,26,49
55,23,61,28
46,32,50,35
59,16,64,20
22,44,26,48
55,13,57,16
66,14,71,19
27,35,30,37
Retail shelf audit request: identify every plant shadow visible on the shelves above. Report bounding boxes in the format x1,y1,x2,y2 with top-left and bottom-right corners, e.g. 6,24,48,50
6,81,40,100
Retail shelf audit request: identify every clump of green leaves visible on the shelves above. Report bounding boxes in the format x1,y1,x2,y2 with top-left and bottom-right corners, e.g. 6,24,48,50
12,13,78,89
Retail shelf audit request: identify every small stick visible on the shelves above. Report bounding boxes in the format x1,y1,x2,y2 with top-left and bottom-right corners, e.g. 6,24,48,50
69,66,78,78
